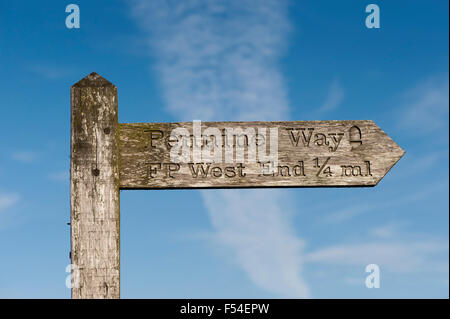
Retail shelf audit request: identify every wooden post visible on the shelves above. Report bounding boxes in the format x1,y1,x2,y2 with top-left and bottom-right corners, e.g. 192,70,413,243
70,72,120,299
68,73,404,299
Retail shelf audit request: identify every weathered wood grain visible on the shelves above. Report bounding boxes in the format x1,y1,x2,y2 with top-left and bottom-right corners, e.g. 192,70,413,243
70,73,120,299
119,121,404,189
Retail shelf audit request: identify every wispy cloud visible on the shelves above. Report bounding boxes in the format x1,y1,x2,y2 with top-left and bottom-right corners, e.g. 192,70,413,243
11,151,38,163
324,204,373,224
203,189,309,297
130,0,310,297
316,78,344,114
304,239,448,274
48,171,69,182
324,180,448,224
369,223,400,239
131,0,290,122
0,193,19,214
393,150,448,180
29,64,73,79
399,75,449,133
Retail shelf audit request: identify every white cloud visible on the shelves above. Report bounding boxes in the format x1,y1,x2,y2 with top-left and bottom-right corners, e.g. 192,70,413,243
317,78,344,114
130,0,310,297
11,151,37,163
130,0,290,122
323,180,448,224
324,204,373,223
393,151,444,180
48,171,69,182
203,189,309,298
399,75,449,133
369,223,399,239
304,239,448,273
29,65,72,79
0,193,19,214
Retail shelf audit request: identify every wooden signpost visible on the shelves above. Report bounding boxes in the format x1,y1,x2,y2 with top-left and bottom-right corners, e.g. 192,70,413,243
70,73,404,298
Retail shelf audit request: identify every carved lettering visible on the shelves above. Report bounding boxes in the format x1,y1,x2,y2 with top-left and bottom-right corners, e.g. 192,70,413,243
328,133,344,152
189,163,211,178
293,161,305,176
118,121,404,188
145,130,163,148
287,128,344,152
188,163,246,178
286,128,314,147
148,163,162,179
340,162,372,177
164,163,180,178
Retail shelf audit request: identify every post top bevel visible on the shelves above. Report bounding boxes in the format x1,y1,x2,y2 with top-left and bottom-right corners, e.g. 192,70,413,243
72,72,116,88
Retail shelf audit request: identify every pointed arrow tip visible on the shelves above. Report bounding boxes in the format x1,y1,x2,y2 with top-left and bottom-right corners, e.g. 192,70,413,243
374,141,405,187
72,72,116,88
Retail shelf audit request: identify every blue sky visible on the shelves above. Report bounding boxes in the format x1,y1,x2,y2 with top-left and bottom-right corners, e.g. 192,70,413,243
0,0,448,298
